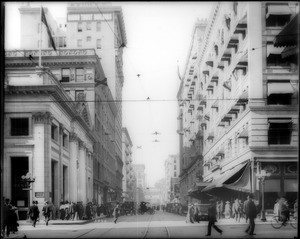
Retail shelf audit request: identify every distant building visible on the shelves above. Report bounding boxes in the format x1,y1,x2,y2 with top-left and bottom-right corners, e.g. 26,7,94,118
132,164,146,203
177,19,207,206
164,155,180,202
122,127,135,201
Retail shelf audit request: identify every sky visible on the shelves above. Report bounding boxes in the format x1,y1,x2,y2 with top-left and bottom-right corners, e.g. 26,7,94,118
4,1,212,187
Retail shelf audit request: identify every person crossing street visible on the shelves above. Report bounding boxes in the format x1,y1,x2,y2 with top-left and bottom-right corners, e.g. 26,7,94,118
205,199,223,236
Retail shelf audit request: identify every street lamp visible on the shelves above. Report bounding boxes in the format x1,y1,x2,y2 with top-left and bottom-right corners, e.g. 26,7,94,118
256,169,271,222
20,172,35,212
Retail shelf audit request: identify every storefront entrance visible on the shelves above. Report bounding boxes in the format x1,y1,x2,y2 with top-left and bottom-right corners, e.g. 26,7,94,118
11,156,29,220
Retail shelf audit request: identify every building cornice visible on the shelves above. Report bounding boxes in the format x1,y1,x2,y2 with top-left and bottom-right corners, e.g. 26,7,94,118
5,85,96,142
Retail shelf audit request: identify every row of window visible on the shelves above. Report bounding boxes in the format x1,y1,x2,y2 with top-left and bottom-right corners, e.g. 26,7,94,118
77,38,102,49
78,21,101,32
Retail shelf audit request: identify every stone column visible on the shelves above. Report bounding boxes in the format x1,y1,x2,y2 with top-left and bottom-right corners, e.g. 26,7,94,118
59,123,64,202
32,112,52,204
248,2,264,107
78,140,87,204
69,132,78,203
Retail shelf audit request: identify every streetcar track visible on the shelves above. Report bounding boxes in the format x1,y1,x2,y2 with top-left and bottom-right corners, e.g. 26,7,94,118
75,228,96,238
143,211,170,238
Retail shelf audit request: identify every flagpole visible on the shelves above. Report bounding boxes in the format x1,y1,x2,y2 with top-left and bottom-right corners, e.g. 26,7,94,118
39,4,42,68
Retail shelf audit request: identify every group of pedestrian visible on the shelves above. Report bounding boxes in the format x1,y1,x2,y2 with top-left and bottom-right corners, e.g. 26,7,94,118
2,198,19,237
207,194,258,236
215,197,257,222
185,193,259,236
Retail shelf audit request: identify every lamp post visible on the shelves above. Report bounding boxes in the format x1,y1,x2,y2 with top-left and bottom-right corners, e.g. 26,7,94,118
256,169,271,222
20,172,35,211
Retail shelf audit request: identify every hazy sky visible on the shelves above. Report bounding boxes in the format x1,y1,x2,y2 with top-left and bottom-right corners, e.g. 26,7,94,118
4,2,212,187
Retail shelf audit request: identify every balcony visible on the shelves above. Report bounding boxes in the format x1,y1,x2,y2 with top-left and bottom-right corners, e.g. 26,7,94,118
220,114,233,123
211,99,219,109
207,132,214,140
206,83,214,92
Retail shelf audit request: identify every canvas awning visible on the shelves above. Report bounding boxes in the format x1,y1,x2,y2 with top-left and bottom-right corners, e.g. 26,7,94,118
238,128,248,138
274,14,298,47
266,5,292,19
267,45,285,57
281,46,298,58
202,162,248,192
267,82,294,96
223,162,251,192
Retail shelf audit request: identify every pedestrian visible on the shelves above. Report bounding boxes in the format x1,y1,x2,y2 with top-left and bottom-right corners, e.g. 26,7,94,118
2,198,11,237
194,203,200,223
42,201,52,226
185,203,194,223
113,202,120,223
233,198,241,222
205,199,223,237
216,200,222,220
244,194,257,236
274,198,280,217
59,201,65,220
28,201,40,227
224,201,231,219
93,203,97,219
10,204,19,233
279,197,290,225
243,198,249,223
294,199,298,218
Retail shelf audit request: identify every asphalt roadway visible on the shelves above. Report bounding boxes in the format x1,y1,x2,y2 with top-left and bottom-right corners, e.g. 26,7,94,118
5,211,298,239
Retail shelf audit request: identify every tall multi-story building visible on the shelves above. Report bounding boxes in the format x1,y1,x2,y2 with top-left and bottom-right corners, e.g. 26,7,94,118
122,127,135,201
132,164,146,203
180,2,298,210
164,155,180,202
3,2,127,215
4,48,97,218
177,19,207,205
66,2,126,204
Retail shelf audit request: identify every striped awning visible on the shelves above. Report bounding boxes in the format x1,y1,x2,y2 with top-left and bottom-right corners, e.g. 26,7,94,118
202,162,248,192
266,5,292,19
274,14,298,47
267,82,294,96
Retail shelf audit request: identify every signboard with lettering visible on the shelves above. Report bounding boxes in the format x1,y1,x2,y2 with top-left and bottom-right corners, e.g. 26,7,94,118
35,192,44,198
67,13,113,22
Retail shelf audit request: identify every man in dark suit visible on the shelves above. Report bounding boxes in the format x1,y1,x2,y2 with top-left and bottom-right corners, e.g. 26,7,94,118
205,199,223,236
245,194,257,235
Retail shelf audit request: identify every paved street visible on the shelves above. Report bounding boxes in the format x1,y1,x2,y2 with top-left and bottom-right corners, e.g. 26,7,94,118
7,211,297,238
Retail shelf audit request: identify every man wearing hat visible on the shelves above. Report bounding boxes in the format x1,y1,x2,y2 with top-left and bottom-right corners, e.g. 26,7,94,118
205,199,223,236
42,201,52,226
244,194,257,235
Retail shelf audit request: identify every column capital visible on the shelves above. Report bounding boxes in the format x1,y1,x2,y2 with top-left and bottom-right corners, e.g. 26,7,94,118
32,111,53,124
78,139,86,149
69,132,78,142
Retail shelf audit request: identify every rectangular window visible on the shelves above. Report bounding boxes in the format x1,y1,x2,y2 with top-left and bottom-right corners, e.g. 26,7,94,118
266,4,291,27
86,22,91,30
11,118,29,136
61,68,70,82
62,132,68,148
97,39,101,49
268,119,292,144
75,90,85,101
87,36,91,42
51,124,58,141
78,22,82,32
77,39,82,47
76,68,85,82
267,81,294,105
97,21,101,32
